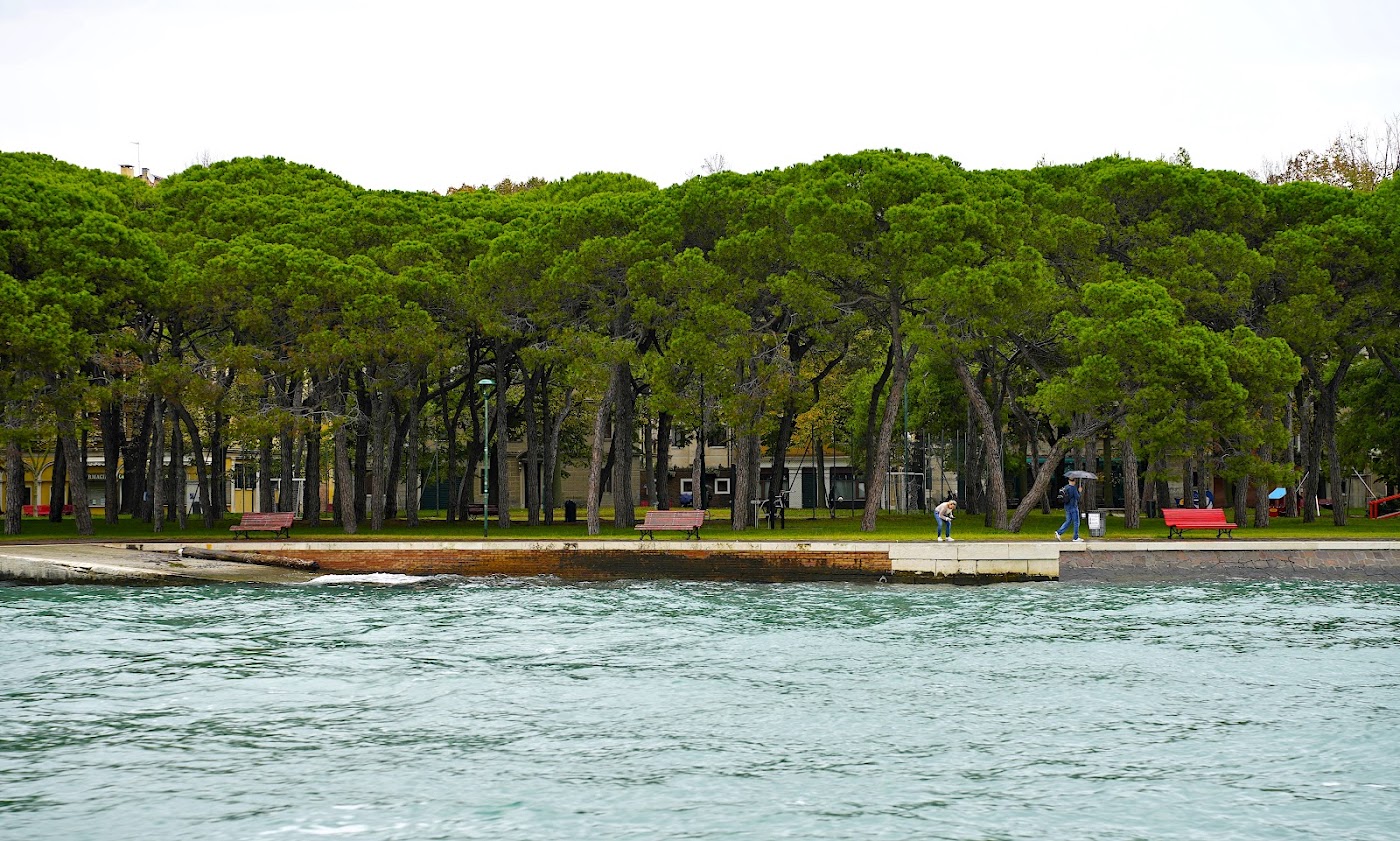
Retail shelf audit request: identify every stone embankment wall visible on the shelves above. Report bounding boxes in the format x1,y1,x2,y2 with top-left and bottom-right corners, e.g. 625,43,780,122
1062,543,1400,583
154,539,1400,586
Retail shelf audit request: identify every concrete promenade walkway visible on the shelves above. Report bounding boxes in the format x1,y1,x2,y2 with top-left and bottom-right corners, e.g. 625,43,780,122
4,539,1399,585
0,543,318,585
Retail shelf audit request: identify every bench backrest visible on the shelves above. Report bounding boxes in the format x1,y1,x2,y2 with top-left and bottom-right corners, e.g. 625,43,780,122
1163,508,1227,525
643,510,706,525
239,512,295,525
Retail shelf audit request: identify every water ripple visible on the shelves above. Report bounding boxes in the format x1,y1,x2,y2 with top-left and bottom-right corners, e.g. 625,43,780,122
2,580,1397,840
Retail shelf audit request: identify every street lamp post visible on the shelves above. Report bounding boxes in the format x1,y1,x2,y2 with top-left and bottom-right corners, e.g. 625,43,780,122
479,378,495,538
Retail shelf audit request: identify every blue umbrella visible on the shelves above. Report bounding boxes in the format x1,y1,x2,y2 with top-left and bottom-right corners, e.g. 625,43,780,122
1268,487,1287,500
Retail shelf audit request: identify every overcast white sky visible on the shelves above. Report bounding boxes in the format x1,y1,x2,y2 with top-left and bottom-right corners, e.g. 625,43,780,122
2,0,1397,192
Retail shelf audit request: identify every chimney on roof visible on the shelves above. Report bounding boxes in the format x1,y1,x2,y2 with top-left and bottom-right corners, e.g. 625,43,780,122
141,167,150,180
120,164,135,177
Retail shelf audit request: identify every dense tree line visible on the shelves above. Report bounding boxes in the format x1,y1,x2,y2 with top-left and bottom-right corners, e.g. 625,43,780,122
2,148,1398,537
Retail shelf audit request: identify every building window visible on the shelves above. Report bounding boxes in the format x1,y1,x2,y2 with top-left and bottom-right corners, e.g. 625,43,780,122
705,424,728,448
714,478,731,496
233,463,257,490
679,478,693,494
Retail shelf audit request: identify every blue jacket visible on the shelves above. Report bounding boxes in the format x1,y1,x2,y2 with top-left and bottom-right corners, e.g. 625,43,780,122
1062,484,1081,510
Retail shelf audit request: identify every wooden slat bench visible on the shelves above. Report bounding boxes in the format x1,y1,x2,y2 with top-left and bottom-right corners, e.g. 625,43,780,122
1163,508,1238,539
229,512,296,539
635,509,706,540
465,503,500,518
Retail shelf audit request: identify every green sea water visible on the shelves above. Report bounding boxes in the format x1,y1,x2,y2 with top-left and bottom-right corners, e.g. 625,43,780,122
2,576,1397,841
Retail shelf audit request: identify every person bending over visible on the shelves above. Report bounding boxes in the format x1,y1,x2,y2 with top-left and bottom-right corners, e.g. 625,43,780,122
934,499,957,542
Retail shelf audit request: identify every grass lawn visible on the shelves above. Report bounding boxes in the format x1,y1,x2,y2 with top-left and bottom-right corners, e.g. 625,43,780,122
5,507,1400,543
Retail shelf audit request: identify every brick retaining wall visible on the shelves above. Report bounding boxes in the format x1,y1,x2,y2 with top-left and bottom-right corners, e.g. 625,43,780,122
282,546,893,583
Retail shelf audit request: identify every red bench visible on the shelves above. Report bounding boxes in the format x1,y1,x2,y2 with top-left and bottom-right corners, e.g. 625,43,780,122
22,504,74,516
229,512,296,539
635,509,706,540
1163,508,1238,539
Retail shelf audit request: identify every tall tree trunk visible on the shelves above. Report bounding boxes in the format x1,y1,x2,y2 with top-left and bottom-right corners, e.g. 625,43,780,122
640,410,654,509
1181,456,1194,509
353,380,370,526
1284,394,1299,517
5,437,23,535
523,366,541,525
56,412,94,536
1122,434,1141,530
1300,381,1320,522
334,387,358,535
278,376,295,514
544,385,574,525
1152,453,1170,517
861,332,917,532
149,396,165,532
303,409,322,525
210,409,228,519
1323,402,1346,525
611,362,636,528
101,399,123,525
405,384,425,527
1201,448,1214,509
654,411,672,510
1319,356,1355,526
384,405,408,521
949,352,1007,530
172,415,188,530
257,432,273,515
124,396,154,518
586,377,618,535
47,439,65,522
370,387,390,531
861,346,894,498
693,384,708,511
1030,426,1050,514
732,430,754,530
1253,405,1273,529
692,425,705,510
1234,474,1250,529
1253,473,1272,529
443,381,467,523
459,392,480,518
172,404,212,528
493,366,511,530
962,408,983,515
768,400,798,507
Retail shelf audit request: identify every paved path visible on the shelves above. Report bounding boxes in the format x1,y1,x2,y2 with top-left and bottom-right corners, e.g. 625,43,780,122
0,543,317,585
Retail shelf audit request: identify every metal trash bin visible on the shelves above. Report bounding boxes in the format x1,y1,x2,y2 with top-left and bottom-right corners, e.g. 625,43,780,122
1087,511,1105,537
563,500,577,523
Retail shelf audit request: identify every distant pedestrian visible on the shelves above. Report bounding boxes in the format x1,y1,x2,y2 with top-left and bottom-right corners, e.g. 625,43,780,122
1055,477,1082,542
934,499,957,541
